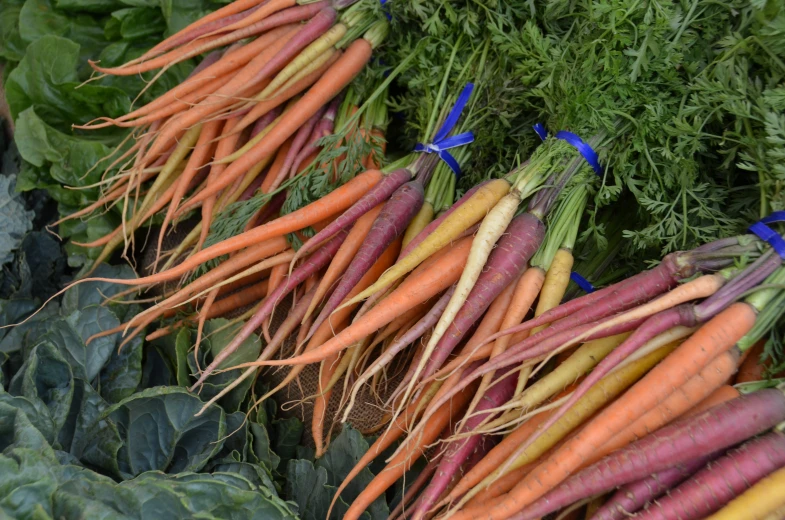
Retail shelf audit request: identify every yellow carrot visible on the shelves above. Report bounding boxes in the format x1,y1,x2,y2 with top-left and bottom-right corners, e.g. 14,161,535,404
343,178,511,307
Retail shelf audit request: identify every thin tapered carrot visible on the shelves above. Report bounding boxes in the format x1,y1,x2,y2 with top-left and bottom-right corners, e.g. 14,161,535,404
313,350,340,457
76,169,382,289
345,178,512,307
464,268,544,423
180,37,375,207
257,21,346,99
156,119,222,269
131,0,267,60
88,237,289,343
197,117,244,251
595,349,741,462
267,263,287,297
205,0,296,38
304,204,384,323
342,381,478,520
139,27,298,164
465,303,756,520
235,236,475,368
260,138,294,193
83,27,294,127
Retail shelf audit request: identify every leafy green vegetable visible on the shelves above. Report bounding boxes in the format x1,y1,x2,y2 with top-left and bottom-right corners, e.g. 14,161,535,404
0,175,33,266
286,426,388,520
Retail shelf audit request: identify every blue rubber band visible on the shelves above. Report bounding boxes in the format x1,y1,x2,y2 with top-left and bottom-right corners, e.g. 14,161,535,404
532,123,603,176
415,83,475,177
749,211,785,260
570,271,595,293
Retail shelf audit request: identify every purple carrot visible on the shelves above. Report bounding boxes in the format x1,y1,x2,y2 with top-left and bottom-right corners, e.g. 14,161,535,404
190,228,349,390
239,170,267,200
399,181,489,260
190,49,225,77
289,168,412,264
418,315,648,427
411,372,518,520
307,180,426,339
591,456,714,520
144,4,264,59
418,213,546,382
510,389,785,520
152,2,329,60
256,282,321,362
246,7,337,91
274,104,327,185
251,104,284,137
631,431,785,520
247,190,286,229
287,99,339,178
379,288,456,407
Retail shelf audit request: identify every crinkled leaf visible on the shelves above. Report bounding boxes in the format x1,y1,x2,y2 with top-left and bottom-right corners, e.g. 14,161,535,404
81,386,226,479
0,175,34,267
8,341,74,439
99,334,142,403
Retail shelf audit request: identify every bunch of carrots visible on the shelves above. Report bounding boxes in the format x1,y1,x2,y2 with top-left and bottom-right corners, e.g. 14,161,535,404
58,0,390,273
20,0,785,519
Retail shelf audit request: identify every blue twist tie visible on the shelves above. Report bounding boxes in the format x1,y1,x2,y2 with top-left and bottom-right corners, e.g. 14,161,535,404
415,83,475,177
379,0,392,20
749,211,785,260
532,124,603,176
570,271,595,293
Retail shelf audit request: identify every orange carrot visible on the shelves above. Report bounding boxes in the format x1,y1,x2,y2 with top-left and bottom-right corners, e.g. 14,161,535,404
342,381,478,520
313,350,340,457
462,302,755,520
235,236,475,368
78,169,383,289
179,38,374,207
139,26,299,163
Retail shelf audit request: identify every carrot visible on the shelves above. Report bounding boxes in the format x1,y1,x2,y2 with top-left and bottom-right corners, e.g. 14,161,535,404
512,389,785,520
342,381,478,520
630,431,785,520
467,268,545,420
313,350,341,458
138,25,300,165
155,119,222,268
305,204,384,322
706,464,785,520
125,0,268,61
402,213,545,415
307,178,421,338
190,229,350,389
205,0,296,38
451,344,677,516
514,274,727,461
239,236,475,368
465,302,758,520
85,26,295,127
591,456,712,520
347,178,512,306
258,20,347,99
177,36,377,208
480,333,630,433
289,169,411,267
74,169,382,291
